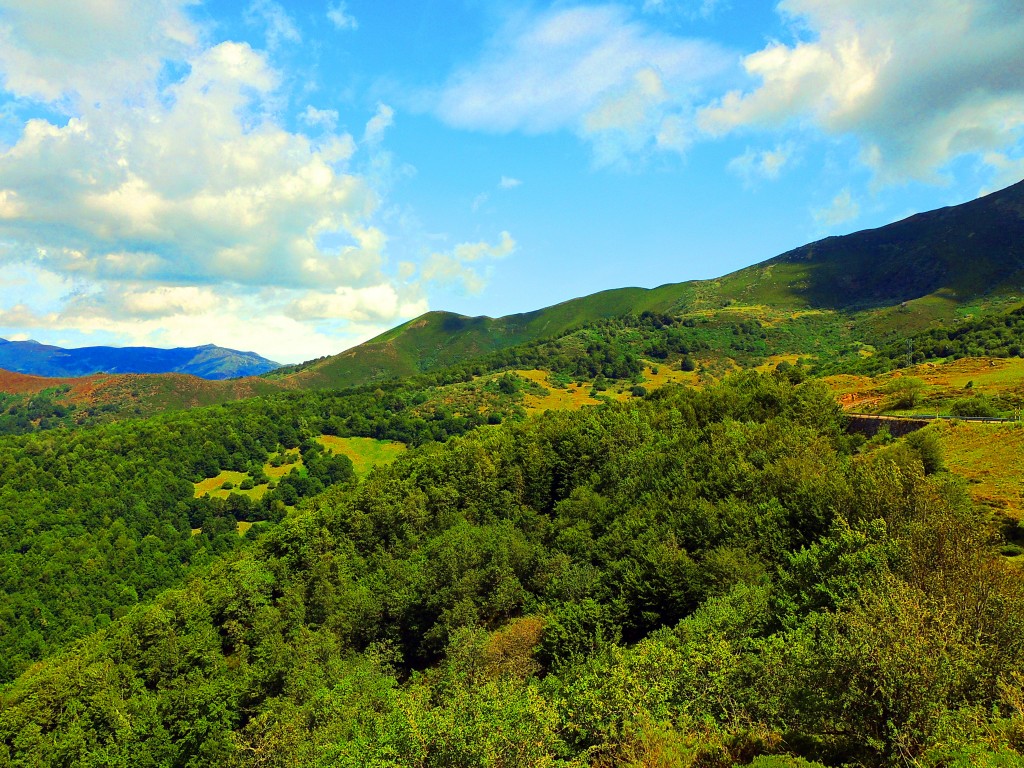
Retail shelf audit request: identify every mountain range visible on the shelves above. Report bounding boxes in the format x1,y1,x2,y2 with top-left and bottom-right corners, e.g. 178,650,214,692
0,339,280,380
2,177,1023,400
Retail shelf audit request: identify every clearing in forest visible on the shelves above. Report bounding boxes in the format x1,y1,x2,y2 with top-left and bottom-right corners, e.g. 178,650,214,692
316,435,406,477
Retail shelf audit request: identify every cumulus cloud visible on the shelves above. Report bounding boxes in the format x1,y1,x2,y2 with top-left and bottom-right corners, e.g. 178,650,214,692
285,284,427,322
0,0,197,103
327,1,358,31
0,40,383,290
813,188,860,226
420,232,516,295
698,0,1024,181
0,1,426,361
0,264,428,362
432,5,731,163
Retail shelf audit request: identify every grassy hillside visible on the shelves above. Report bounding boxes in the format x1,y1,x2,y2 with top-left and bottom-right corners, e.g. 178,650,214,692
281,283,698,389
0,368,294,435
275,179,1024,389
3,180,1024,421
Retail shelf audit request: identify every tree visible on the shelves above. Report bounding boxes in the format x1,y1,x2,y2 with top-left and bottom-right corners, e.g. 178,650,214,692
885,376,924,409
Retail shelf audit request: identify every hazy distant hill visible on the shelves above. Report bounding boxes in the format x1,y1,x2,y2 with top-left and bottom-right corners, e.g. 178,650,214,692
0,339,281,380
279,178,1024,389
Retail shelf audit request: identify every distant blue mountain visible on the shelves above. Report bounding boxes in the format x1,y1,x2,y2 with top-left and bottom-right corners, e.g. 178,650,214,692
0,339,281,380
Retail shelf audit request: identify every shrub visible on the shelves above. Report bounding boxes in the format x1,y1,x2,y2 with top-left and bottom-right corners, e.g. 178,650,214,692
904,427,944,474
950,395,999,418
885,376,925,409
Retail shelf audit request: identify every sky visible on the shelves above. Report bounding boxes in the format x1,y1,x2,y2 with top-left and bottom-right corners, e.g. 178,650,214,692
0,1,1022,364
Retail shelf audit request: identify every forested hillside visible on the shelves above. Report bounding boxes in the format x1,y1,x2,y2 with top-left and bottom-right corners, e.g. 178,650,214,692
0,376,526,683
3,374,1022,767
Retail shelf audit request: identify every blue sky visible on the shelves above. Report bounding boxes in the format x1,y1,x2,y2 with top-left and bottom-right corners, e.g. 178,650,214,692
0,0,1022,363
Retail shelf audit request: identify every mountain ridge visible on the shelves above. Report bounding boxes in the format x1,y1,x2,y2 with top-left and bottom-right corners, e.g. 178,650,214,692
283,178,1024,389
0,338,281,380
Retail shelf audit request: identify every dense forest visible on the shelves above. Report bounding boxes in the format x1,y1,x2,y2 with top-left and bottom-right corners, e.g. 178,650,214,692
2,373,1022,766
0,378,530,683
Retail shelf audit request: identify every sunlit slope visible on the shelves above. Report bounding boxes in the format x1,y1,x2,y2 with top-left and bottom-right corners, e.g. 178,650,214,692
286,283,700,389
280,178,1024,389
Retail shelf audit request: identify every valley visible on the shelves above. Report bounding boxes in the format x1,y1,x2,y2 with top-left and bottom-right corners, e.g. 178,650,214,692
1,180,1024,767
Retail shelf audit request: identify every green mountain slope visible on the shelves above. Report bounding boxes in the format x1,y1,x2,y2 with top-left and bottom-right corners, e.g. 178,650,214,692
281,178,1024,389
279,284,699,389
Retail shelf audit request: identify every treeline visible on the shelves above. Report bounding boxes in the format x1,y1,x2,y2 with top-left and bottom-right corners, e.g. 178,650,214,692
3,374,1021,766
0,377,524,683
829,304,1024,374
0,386,86,435
404,310,842,386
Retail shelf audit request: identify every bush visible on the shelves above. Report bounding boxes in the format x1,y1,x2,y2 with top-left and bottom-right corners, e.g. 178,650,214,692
950,395,999,418
885,376,924,409
239,478,254,490
904,427,944,474
221,481,234,490
630,385,648,398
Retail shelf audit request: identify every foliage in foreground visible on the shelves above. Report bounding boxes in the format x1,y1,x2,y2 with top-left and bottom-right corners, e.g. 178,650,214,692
3,374,1023,766
0,378,525,683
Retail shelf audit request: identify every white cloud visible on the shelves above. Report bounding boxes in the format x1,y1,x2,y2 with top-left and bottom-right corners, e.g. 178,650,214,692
0,264,430,362
421,232,516,295
432,5,731,162
118,286,221,317
301,105,340,130
0,0,197,103
499,176,522,189
453,231,515,262
363,103,395,144
813,188,860,226
327,1,358,31
285,283,427,322
981,151,1024,194
0,40,383,290
727,142,795,184
697,0,1024,181
0,2,430,361
245,0,301,50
